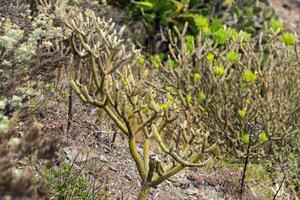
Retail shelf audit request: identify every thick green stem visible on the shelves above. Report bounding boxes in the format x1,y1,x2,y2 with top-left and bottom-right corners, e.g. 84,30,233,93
150,164,185,186
129,135,147,181
90,56,102,91
143,139,150,174
103,106,128,135
137,184,151,200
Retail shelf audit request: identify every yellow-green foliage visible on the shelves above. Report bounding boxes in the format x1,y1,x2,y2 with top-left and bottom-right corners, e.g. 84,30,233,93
157,21,300,195
159,22,300,158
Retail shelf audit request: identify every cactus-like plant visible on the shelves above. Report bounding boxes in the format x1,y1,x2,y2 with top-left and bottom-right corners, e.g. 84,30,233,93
160,21,300,158
64,10,219,199
158,21,300,195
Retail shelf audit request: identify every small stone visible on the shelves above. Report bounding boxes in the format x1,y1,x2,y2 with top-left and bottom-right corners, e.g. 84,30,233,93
180,183,190,189
103,146,110,153
125,174,133,181
99,155,108,163
109,165,118,172
186,188,198,195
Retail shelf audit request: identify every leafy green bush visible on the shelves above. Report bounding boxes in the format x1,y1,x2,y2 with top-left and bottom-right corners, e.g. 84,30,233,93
161,20,299,153
105,0,276,52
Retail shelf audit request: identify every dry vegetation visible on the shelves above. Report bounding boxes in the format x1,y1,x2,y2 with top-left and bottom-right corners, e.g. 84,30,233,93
0,0,299,199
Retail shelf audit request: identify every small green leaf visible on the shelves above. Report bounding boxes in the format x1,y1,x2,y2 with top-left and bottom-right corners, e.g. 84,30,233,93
158,103,169,111
143,13,156,22
224,0,234,6
174,2,183,14
186,95,193,104
166,86,176,93
137,56,145,65
193,73,202,80
213,28,230,45
242,133,250,144
238,108,247,118
194,15,209,29
151,54,163,68
168,59,178,69
206,53,214,62
214,66,225,76
259,132,268,142
132,1,154,10
210,18,223,31
246,7,253,17
226,51,240,63
141,104,149,113
281,32,297,46
242,69,257,84
185,35,194,53
270,19,283,33
198,91,206,101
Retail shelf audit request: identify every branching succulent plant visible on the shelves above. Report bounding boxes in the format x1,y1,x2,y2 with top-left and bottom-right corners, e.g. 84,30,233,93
64,7,300,197
157,21,300,195
64,10,219,199
159,22,300,158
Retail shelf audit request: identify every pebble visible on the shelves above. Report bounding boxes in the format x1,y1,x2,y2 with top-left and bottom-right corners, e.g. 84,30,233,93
186,188,199,195
99,155,108,163
103,146,111,153
125,174,133,181
109,165,118,172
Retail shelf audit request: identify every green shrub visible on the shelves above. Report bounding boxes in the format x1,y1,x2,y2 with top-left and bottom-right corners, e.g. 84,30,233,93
161,21,299,154
1,0,293,198
43,157,100,200
158,21,300,195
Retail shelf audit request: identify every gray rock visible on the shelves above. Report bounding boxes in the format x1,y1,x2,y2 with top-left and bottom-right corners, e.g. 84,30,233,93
109,165,118,172
186,188,198,195
99,155,108,163
125,174,133,181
